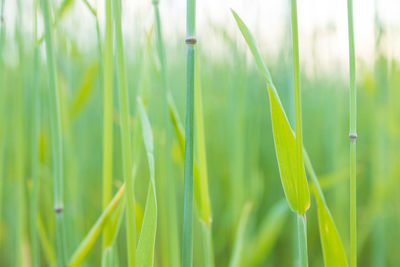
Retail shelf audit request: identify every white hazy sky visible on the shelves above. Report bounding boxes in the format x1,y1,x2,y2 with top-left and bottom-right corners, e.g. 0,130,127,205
4,0,400,74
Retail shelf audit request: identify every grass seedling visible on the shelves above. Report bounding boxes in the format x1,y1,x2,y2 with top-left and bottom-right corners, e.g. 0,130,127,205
346,0,357,266
112,0,137,265
41,0,67,264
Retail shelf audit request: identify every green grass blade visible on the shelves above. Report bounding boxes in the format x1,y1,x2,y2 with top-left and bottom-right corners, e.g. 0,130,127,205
267,87,309,214
314,187,348,267
229,203,252,267
232,9,310,215
102,196,126,248
136,98,158,267
30,3,40,267
67,184,125,267
194,52,212,227
244,201,289,266
102,0,114,251
69,61,99,118
37,214,57,266
101,247,113,267
40,0,67,264
112,0,137,265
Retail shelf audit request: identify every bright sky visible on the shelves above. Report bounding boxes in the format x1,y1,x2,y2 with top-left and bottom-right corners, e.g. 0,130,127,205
3,0,400,75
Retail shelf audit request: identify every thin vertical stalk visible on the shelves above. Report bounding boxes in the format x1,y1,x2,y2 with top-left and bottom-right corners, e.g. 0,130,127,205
41,0,67,265
0,0,5,230
112,0,137,266
30,2,40,267
102,0,113,249
182,0,196,265
152,0,180,265
347,0,357,266
297,214,308,267
290,0,308,266
15,0,28,266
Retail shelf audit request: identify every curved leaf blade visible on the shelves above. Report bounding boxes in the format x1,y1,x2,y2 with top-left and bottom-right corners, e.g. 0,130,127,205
136,97,157,267
314,187,348,267
232,9,310,214
67,184,125,267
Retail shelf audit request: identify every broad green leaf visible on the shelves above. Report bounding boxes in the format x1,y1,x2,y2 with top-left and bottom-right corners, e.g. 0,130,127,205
67,184,125,267
229,203,252,267
69,61,99,118
136,97,157,267
194,53,212,227
244,201,288,267
314,187,348,267
232,9,310,215
268,88,310,214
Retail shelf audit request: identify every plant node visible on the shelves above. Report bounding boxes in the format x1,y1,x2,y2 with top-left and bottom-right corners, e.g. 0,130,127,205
349,133,357,142
54,206,64,214
185,37,197,45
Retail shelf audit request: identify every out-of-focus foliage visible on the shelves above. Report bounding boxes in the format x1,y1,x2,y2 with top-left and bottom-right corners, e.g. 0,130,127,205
0,0,399,266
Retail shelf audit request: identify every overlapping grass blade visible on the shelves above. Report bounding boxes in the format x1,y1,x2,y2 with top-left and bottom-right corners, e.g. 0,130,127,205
40,0,67,263
67,184,125,267
232,9,349,266
69,61,99,118
244,201,289,266
136,97,158,267
314,187,348,267
30,1,41,266
232,9,310,215
101,0,114,252
229,203,252,267
112,0,137,265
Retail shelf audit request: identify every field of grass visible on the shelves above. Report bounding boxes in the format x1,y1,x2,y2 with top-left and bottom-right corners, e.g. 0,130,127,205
0,0,399,266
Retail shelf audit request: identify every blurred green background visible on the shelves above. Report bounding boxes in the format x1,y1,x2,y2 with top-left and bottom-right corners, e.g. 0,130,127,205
0,0,399,266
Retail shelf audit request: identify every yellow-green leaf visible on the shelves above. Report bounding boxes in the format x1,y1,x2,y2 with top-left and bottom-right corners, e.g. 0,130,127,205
67,184,125,267
244,201,288,266
194,53,212,227
232,9,310,214
69,61,99,118
136,97,157,267
229,203,252,267
314,187,348,267
268,88,310,214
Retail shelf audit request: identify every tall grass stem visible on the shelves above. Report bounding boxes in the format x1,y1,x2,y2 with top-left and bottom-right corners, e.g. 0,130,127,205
346,0,357,266
182,0,196,265
41,0,67,264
